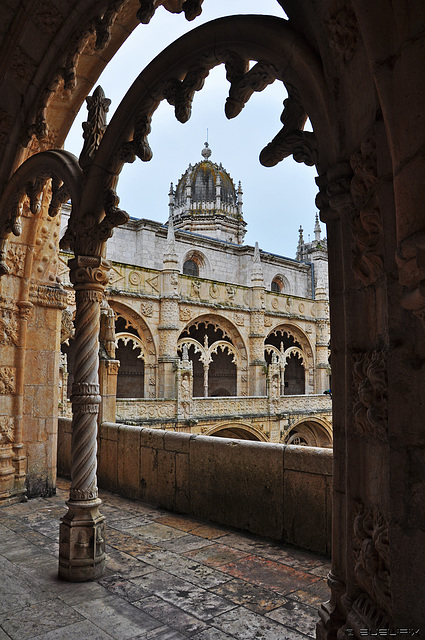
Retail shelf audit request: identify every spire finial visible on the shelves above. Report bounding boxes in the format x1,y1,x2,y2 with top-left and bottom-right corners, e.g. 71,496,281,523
201,141,212,160
251,242,264,285
314,213,321,242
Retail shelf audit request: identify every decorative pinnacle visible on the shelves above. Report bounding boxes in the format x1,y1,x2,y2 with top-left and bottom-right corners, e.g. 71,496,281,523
251,241,264,285
201,141,212,160
314,213,321,242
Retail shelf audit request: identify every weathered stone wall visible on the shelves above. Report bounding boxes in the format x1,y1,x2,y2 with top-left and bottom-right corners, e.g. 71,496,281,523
57,418,332,555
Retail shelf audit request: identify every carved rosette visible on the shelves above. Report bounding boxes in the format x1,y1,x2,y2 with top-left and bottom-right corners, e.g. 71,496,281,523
352,350,387,441
68,256,109,502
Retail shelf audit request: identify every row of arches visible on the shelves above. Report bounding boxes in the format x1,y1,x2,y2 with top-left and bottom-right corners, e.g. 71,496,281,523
203,418,332,447
61,305,318,399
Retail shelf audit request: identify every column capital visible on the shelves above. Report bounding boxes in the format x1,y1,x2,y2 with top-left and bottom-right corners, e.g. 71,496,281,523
68,256,110,290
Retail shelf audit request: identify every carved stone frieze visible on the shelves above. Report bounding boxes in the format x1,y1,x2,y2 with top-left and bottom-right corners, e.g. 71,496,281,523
29,283,67,309
0,367,16,395
0,417,14,443
351,501,391,620
352,350,387,441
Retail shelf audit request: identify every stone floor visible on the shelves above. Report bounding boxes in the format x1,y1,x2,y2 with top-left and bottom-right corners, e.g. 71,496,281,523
0,478,330,640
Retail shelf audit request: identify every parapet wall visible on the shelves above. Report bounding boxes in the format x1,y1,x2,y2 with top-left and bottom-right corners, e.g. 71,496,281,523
58,418,332,556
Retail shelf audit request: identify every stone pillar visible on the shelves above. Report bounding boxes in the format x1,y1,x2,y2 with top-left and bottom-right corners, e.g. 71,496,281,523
315,316,330,393
249,243,266,396
98,359,119,424
267,352,281,414
176,345,193,419
58,255,109,582
158,216,180,398
315,162,354,640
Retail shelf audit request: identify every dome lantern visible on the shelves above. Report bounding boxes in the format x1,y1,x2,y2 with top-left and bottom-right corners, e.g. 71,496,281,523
171,143,246,244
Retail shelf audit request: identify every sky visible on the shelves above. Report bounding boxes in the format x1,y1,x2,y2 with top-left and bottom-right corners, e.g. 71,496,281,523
65,1,320,260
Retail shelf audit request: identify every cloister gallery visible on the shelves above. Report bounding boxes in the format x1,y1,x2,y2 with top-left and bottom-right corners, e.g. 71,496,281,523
0,1,424,638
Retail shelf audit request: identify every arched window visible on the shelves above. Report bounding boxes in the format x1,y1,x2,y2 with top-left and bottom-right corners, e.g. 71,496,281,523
271,280,281,293
271,276,285,293
183,259,199,276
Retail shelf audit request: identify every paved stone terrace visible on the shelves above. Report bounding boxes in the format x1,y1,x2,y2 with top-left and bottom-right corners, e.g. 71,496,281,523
0,478,330,640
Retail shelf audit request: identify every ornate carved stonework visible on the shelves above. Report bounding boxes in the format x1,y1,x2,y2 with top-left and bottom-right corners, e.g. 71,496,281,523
10,46,36,83
33,2,64,36
0,367,16,395
29,283,67,308
6,243,26,277
234,313,244,326
326,4,360,65
350,501,391,625
352,350,387,441
0,417,14,443
350,134,384,285
0,309,19,346
140,302,153,317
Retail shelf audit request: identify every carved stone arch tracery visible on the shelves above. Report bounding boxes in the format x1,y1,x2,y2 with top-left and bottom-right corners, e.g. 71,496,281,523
77,14,333,227
178,312,247,396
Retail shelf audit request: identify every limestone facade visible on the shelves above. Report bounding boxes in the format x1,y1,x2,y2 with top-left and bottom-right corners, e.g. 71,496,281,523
59,146,332,446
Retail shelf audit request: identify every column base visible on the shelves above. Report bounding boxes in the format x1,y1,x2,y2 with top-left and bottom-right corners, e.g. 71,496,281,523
58,497,106,582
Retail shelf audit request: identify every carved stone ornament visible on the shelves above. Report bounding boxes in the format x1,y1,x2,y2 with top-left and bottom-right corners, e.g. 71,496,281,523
350,134,384,285
315,162,354,225
61,309,75,344
6,243,26,277
0,417,14,443
0,367,16,395
352,350,387,441
180,307,192,322
137,0,203,24
352,501,391,617
79,86,111,172
395,230,425,328
29,283,68,309
0,309,19,346
326,4,360,66
140,302,153,317
259,88,318,168
69,256,110,290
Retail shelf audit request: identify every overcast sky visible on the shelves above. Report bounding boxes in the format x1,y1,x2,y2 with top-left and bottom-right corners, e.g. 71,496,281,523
65,1,321,260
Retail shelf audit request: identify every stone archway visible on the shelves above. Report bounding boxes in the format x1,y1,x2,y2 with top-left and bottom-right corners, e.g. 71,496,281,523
178,313,247,397
0,4,424,637
205,421,268,442
285,418,332,448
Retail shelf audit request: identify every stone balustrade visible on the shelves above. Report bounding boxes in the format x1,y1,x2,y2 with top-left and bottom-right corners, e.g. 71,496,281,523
58,418,332,556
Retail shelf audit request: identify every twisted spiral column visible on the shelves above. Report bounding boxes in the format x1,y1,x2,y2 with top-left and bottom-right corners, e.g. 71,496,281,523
69,289,102,500
59,255,110,582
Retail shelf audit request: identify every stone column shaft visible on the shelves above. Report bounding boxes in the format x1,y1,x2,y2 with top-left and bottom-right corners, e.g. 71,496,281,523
59,256,109,582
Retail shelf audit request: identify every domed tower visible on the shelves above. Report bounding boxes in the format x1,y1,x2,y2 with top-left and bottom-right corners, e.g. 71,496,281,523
169,142,246,244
